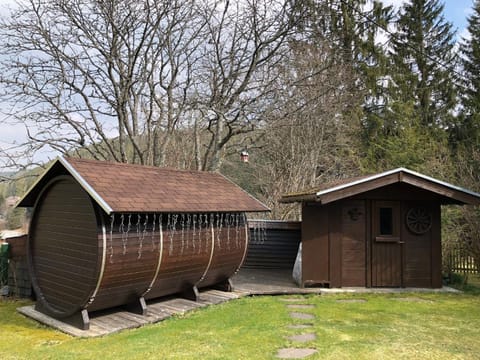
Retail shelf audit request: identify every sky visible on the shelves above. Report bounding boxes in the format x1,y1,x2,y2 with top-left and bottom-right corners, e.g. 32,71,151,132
383,0,474,40
0,0,477,167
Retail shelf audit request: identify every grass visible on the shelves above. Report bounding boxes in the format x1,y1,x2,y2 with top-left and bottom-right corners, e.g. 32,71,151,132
1,280,480,360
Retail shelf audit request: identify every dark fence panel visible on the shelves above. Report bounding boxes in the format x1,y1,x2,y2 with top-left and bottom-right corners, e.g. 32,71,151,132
446,246,480,274
0,243,8,294
244,220,301,269
2,235,32,298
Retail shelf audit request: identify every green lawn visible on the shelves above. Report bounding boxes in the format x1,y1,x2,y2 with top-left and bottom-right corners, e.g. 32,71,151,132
1,281,480,360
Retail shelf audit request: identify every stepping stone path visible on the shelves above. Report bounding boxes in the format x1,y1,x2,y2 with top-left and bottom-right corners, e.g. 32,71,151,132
288,324,313,329
277,348,317,359
287,304,315,310
280,298,306,303
276,297,318,359
289,312,315,320
393,297,433,303
287,333,316,343
336,298,367,303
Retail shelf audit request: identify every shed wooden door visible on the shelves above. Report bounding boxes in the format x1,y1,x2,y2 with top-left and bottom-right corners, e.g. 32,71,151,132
371,201,402,287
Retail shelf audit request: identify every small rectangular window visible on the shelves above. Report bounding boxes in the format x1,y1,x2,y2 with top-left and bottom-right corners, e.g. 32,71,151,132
379,207,393,235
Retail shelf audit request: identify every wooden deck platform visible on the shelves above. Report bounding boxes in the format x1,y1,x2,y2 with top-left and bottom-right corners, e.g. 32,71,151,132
17,289,250,338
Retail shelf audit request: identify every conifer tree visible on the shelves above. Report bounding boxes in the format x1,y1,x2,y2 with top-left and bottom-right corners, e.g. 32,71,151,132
458,0,480,144
388,0,457,129
362,0,457,173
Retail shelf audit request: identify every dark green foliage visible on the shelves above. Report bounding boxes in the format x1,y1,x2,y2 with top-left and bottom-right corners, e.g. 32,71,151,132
389,0,457,129
457,0,480,146
362,0,457,174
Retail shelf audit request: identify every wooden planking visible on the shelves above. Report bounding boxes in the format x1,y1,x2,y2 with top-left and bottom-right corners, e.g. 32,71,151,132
371,201,402,287
244,222,301,269
30,177,99,314
301,204,330,286
402,202,439,288
198,226,247,287
145,226,211,299
17,288,248,338
372,242,402,287
430,204,442,288
341,200,366,287
329,204,342,288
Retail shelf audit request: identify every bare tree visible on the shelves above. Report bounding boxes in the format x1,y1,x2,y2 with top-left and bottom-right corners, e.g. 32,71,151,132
190,0,295,171
0,0,207,166
259,39,363,219
0,0,295,171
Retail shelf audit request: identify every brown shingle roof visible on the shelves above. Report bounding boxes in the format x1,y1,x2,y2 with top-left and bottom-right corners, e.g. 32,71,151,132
19,157,269,214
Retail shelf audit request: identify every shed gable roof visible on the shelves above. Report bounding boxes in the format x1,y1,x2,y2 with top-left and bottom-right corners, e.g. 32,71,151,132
18,157,269,214
280,168,480,206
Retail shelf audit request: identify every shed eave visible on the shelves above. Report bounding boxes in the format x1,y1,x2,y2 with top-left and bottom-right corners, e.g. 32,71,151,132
280,167,480,206
314,168,403,199
58,157,114,215
279,194,318,203
399,168,480,205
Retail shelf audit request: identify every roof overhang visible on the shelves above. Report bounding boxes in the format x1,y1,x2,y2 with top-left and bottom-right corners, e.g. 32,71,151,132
280,168,480,206
17,157,114,214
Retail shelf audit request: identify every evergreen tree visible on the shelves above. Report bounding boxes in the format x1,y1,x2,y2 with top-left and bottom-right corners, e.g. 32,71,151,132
458,0,480,145
389,0,457,129
362,0,457,173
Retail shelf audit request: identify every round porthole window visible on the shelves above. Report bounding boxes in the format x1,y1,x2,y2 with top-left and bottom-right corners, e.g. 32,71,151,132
406,207,432,234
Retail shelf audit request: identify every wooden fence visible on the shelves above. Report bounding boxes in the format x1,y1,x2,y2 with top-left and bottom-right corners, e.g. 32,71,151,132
446,246,480,274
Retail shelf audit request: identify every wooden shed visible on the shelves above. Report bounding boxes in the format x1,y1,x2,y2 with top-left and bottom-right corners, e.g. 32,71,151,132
18,157,268,329
280,168,480,289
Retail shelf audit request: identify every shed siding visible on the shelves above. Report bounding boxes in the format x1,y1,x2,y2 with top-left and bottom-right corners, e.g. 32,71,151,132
341,200,366,287
302,204,330,286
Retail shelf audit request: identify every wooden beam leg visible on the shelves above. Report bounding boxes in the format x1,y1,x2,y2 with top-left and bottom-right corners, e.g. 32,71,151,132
181,286,199,302
61,310,90,330
35,303,90,330
213,278,233,292
125,296,147,316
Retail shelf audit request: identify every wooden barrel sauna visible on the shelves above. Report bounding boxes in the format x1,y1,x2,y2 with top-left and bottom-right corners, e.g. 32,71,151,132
28,175,249,329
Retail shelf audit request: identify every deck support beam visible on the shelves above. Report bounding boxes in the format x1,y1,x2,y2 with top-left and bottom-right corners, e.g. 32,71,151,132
124,296,147,316
213,278,233,292
181,286,200,302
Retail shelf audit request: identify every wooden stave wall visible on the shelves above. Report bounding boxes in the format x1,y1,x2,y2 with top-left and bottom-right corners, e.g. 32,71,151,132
28,176,101,318
91,212,248,307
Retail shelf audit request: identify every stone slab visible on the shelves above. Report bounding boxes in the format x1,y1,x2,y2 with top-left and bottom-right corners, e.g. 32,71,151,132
286,304,315,309
290,312,315,320
277,348,317,359
287,333,316,343
288,324,313,329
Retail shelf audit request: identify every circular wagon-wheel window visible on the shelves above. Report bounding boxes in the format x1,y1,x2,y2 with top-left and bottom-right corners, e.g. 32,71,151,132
406,207,432,234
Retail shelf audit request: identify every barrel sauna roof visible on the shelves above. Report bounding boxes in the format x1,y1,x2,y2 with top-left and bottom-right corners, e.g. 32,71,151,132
280,168,480,206
18,157,270,214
